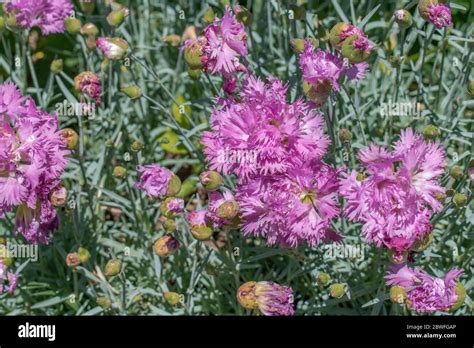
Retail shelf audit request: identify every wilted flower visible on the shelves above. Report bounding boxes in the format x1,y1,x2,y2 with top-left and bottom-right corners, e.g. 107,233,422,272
135,164,181,198
237,281,294,316
5,0,73,35
96,37,129,60
340,129,446,251
0,83,69,244
385,265,464,312
153,235,180,257
74,71,102,104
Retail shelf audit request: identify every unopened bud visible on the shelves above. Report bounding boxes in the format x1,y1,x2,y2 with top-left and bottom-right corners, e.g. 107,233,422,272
187,210,213,241
50,59,63,73
216,200,239,220
160,197,184,219
66,253,80,268
154,235,180,257
50,186,68,207
388,249,408,264
60,128,79,150
166,174,182,197
339,128,352,143
96,297,112,310
329,22,350,49
131,140,143,152
188,67,202,80
81,22,99,36
96,37,129,60
64,17,81,34
104,259,122,277
449,166,464,180
317,272,331,287
237,281,259,310
329,283,345,298
121,85,141,99
290,38,305,53
199,171,222,191
164,292,181,305
80,1,95,15
422,124,439,140
107,9,126,27
184,38,205,69
390,285,407,304
394,9,413,29
77,247,91,264
113,166,127,179
453,193,467,207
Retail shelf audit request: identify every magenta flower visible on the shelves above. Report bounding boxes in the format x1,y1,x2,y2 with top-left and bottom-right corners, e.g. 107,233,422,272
74,72,102,104
5,0,73,35
201,75,329,183
254,281,295,316
202,7,248,76
386,265,463,312
0,260,19,294
428,3,452,29
187,210,210,228
0,83,69,243
236,161,341,247
164,197,184,215
135,164,174,199
340,129,446,251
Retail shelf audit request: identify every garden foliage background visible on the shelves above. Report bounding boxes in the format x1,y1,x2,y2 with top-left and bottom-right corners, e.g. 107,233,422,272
0,0,473,315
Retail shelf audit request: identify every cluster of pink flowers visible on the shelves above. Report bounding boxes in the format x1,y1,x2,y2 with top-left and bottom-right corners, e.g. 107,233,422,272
5,0,73,35
0,83,69,244
298,41,368,106
427,3,452,29
202,76,341,247
386,265,463,312
340,129,445,251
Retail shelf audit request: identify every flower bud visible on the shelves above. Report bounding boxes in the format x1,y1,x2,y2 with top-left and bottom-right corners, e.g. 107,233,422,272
317,272,331,287
449,282,466,311
159,216,176,233
50,59,63,73
453,193,467,207
390,285,407,304
164,292,181,305
77,247,91,264
177,177,198,198
188,67,202,80
290,38,305,53
80,22,99,36
96,296,112,310
446,188,455,197
50,186,68,207
162,34,181,46
113,166,127,179
422,124,439,139
449,166,464,180
394,9,413,28
104,259,122,277
199,171,222,191
66,253,80,268
64,17,81,34
339,128,352,143
60,128,79,150
341,34,372,64
183,37,206,69
79,1,95,15
187,210,213,240
237,281,259,310
329,22,350,49
121,85,141,99
154,235,180,257
107,9,126,27
96,37,129,60
216,200,239,220
388,249,408,264
160,197,184,219
435,192,446,203
166,174,182,197
130,140,143,152
234,5,252,25
203,7,215,23
329,283,345,298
